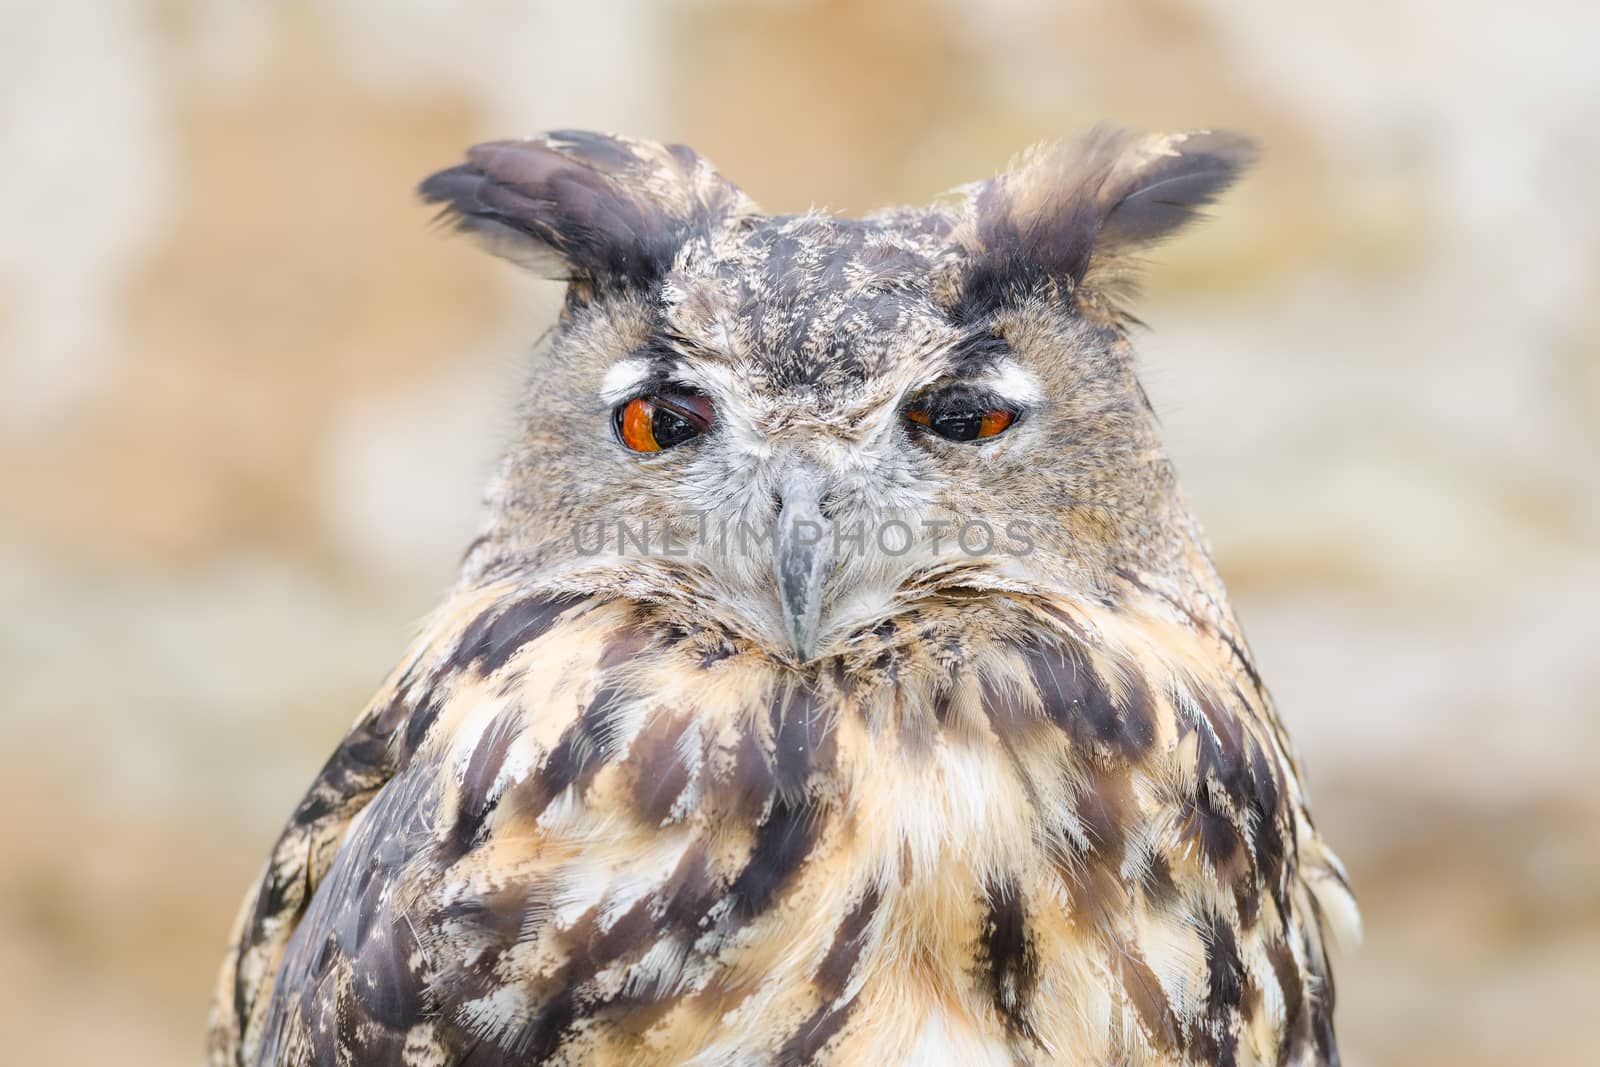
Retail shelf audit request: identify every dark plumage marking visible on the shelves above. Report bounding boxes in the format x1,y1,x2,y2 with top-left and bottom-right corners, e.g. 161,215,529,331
867,618,901,679
1117,941,1181,1053
725,722,780,822
1188,911,1245,1067
1189,1018,1240,1067
450,593,584,676
1020,632,1155,758
814,886,881,995
441,825,713,1054
1180,684,1291,924
728,791,821,921
976,879,1040,1041
627,710,693,824
517,682,626,819
954,128,1255,323
978,667,1042,741
447,704,524,856
371,681,415,735
508,983,579,1063
1248,742,1285,867
1311,981,1340,1067
586,894,659,965
1117,670,1159,751
401,692,443,758
350,906,426,1030
777,1002,851,1067
290,725,392,825
1205,912,1245,1014
715,684,836,923
1039,758,1137,927
431,885,527,1000
717,683,834,822
1184,776,1246,878
771,684,834,797
549,127,641,171
508,625,653,823
460,705,522,815
775,886,881,1065
869,647,896,678
954,170,1092,324
699,640,737,668
663,619,741,670
656,841,716,933
1093,130,1257,252
1264,936,1306,1063
419,135,720,292
247,860,302,948
255,765,442,1067
230,690,416,1049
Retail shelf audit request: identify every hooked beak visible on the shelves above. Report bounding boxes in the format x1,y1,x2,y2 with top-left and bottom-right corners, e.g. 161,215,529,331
772,466,834,662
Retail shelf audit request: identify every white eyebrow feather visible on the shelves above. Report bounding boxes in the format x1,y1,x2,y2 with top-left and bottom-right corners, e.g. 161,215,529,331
977,358,1045,406
599,358,655,403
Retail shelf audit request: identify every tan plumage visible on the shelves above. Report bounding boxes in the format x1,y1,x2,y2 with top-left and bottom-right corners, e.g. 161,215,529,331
210,128,1356,1066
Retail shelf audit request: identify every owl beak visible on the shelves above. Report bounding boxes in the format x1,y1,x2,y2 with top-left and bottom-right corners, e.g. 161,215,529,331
773,466,834,662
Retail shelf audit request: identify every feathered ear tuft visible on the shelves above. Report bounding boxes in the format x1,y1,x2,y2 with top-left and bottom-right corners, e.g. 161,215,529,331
419,130,751,291
954,128,1256,323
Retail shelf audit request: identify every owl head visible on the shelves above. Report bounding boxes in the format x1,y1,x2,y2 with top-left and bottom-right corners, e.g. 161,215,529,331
421,128,1253,663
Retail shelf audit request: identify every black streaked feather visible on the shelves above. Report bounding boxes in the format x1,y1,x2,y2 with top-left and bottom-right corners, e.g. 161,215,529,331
955,127,1256,320
1096,130,1257,250
418,133,740,290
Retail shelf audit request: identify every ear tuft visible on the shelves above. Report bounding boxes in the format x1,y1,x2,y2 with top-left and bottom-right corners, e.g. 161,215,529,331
418,131,750,289
955,127,1256,322
1093,130,1257,252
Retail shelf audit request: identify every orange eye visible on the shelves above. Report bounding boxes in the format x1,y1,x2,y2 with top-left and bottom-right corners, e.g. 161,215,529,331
905,404,1017,442
615,393,713,453
977,409,1015,438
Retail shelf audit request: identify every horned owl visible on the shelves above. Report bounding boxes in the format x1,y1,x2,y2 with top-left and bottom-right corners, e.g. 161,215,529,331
209,128,1358,1067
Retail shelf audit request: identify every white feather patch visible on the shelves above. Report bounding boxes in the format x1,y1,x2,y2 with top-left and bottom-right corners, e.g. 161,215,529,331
599,358,655,403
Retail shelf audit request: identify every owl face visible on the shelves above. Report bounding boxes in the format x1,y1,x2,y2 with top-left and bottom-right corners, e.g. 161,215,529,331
423,130,1252,661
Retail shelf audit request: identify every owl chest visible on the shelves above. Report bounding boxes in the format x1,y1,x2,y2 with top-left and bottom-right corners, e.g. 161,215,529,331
531,729,1069,1066
639,712,1093,1064
423,625,1171,1064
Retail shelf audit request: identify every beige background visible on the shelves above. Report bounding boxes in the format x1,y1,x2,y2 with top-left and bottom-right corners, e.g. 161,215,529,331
2,2,1597,1064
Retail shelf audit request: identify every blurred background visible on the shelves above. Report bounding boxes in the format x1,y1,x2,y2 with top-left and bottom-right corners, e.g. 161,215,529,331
2,1,1596,1064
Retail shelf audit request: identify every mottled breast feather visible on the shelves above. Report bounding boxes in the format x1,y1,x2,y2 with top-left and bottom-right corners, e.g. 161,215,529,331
210,576,1354,1067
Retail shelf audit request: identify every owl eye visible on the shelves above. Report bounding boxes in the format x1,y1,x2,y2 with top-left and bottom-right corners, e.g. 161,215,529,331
614,392,714,453
905,403,1017,443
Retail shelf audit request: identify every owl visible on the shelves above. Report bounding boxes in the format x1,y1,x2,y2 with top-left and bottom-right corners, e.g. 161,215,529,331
209,127,1358,1067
